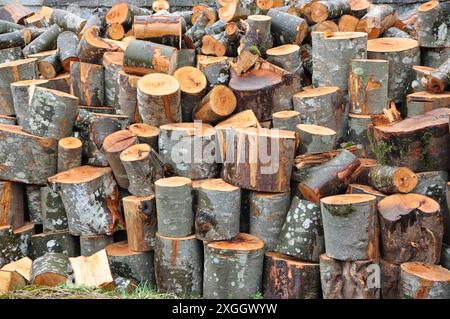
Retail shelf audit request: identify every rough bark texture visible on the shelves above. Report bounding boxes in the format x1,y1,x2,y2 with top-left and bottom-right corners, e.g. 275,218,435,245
266,44,301,74
296,124,337,155
421,58,450,94
380,258,400,299
347,114,373,158
40,186,68,232
406,92,450,118
25,185,42,223
272,110,301,132
0,46,22,64
79,235,113,257
50,8,87,34
367,164,418,194
57,137,82,173
267,8,308,46
70,61,104,107
22,24,62,58
29,231,79,259
198,57,230,89
31,252,70,286
57,31,79,71
383,27,412,38
0,181,24,230
356,4,397,39
417,1,450,48
422,47,450,69
442,244,450,269
116,71,141,122
77,26,116,65
218,0,258,22
128,123,159,150
103,51,123,108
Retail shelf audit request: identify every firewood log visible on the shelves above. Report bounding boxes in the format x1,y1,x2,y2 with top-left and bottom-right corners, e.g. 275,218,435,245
153,0,170,12
380,258,400,299
296,124,337,155
177,49,196,68
218,0,258,22
0,30,31,50
173,66,207,122
46,72,71,93
26,49,57,61
155,176,194,237
106,241,155,284
198,56,231,88
25,185,42,223
132,15,182,49
407,91,450,118
367,164,418,194
379,193,443,264
69,249,114,289
48,165,123,236
50,9,86,34
31,252,70,287
22,24,62,57
79,235,113,257
319,254,380,299
412,66,436,93
105,3,152,40
11,79,48,125
79,11,106,40
184,11,209,51
0,181,24,230
310,20,340,34
57,137,82,173
421,58,450,94
0,269,27,292
0,224,34,267
0,3,32,24
312,32,367,91
1,257,32,283
247,14,273,54
347,114,373,158
356,4,397,39
116,70,141,122
193,85,236,124
338,14,359,31
263,252,320,299
155,233,202,296
191,4,216,26
0,19,25,33
123,40,178,76
40,186,68,232
422,47,450,69
272,110,300,131
70,61,104,107
398,262,450,299
201,23,239,57
37,52,62,79
77,26,117,65
266,44,301,74
231,20,262,75
310,0,351,23
383,27,411,38
267,8,308,46
347,183,386,203
417,1,450,48
0,46,22,63
30,230,79,259
128,123,159,150
103,51,123,107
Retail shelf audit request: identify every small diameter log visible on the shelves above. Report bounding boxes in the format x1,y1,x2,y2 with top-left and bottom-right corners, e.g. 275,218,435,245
310,0,351,23
105,3,152,40
0,20,25,33
50,9,87,34
398,262,450,299
155,233,202,296
191,4,216,27
222,127,296,193
69,250,114,289
356,4,397,39
159,123,218,179
173,66,207,122
70,61,104,107
217,0,258,22
31,252,70,287
272,110,300,132
338,14,360,32
155,177,194,238
347,114,373,158
128,123,159,150
58,137,82,173
299,150,361,203
116,70,141,122
20,86,78,139
46,73,71,93
383,27,412,38
79,10,106,39
123,40,178,76
267,9,308,46
0,58,38,116
133,15,182,48
370,108,450,172
0,46,22,64
137,73,181,126
0,181,24,230
380,258,400,299
0,269,26,292
37,52,62,79
153,0,170,12
204,233,264,299
1,256,32,283
193,85,236,124
102,130,138,189
25,185,42,223
0,30,31,50
77,26,117,65
201,23,239,58
195,179,240,241
123,195,156,252
378,194,443,265
319,254,380,299
422,47,450,69
48,166,123,236
367,165,418,194
296,124,337,155
247,15,273,54
367,38,420,103
407,91,450,118
293,86,345,140
263,252,321,299
312,32,367,91
22,24,62,58
198,56,230,88
349,59,389,114
266,44,301,74
106,241,155,285
79,235,113,256
421,58,450,94
0,125,57,185
417,1,450,48
26,49,58,61
40,186,68,232
0,3,33,25
29,231,79,259
184,11,209,51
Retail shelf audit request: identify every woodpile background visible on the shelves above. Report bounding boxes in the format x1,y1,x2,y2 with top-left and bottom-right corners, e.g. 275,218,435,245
0,0,449,299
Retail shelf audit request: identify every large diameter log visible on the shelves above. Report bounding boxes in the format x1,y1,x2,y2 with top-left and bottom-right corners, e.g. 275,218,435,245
31,252,70,287
103,51,123,108
356,4,397,39
0,125,57,185
319,254,380,299
398,262,450,299
310,0,351,23
0,58,37,115
29,231,79,259
155,233,203,296
137,73,181,126
198,57,230,89
0,3,33,25
48,166,123,236
193,85,236,124
367,38,420,103
195,179,240,241
123,40,178,76
421,58,450,94
349,59,389,114
57,137,82,173
50,9,87,34
77,26,116,65
40,186,68,232
79,235,113,256
267,9,308,46
321,194,379,261
0,181,24,230
0,47,22,64
417,1,450,48
407,92,450,118
69,249,114,289
204,233,265,299
367,165,418,194
22,24,62,58
128,123,159,150
296,124,337,155
106,241,155,285
263,252,321,299
370,108,450,172
159,123,218,180
70,61,104,107
116,71,141,122
25,185,42,223
312,32,367,91
378,194,443,265
155,177,194,238
222,127,296,193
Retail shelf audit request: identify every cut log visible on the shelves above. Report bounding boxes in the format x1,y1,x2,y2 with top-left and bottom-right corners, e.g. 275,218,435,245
50,9,86,34
0,181,24,230
37,52,62,79
0,30,31,50
155,176,194,237
137,73,181,126
69,249,114,289
159,123,218,179
369,108,450,172
116,70,141,122
40,186,68,232
184,11,209,51
201,23,239,57
356,4,397,39
222,127,296,192
349,0,371,18
105,3,152,40
29,230,79,259
153,0,170,12
378,193,443,265
79,235,113,257
267,9,308,46
46,73,71,93
299,150,361,203
312,32,367,91
133,15,182,49
407,91,450,118
421,58,450,94
22,24,62,58
216,109,259,128
193,85,236,124
79,11,106,40
191,4,216,27
0,224,34,267
347,113,373,158
218,0,258,22
383,27,412,38
70,61,104,107
349,59,389,114
57,137,82,173
417,1,450,48
310,0,351,23
338,14,359,32
12,79,50,124
0,124,57,185
422,47,450,69
25,185,42,223
0,46,22,64
1,257,32,283
48,165,123,236
0,3,32,24
266,44,301,74
128,123,159,150
247,15,273,54
173,66,207,122
296,124,337,155
347,183,386,203
367,165,418,194
319,254,380,299
367,38,420,103
204,233,264,299
24,14,48,29
123,40,178,76
31,252,70,287
102,52,123,108
26,49,57,61
272,110,300,132
77,26,116,65
380,258,400,299
155,233,202,296
0,20,25,34
198,56,230,88
310,20,340,34
398,262,450,299
177,48,196,68
0,269,26,292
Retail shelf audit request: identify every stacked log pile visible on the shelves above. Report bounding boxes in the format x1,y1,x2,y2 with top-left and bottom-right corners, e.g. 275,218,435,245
0,0,449,300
